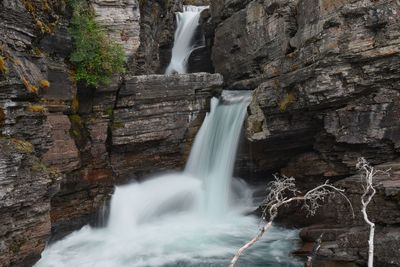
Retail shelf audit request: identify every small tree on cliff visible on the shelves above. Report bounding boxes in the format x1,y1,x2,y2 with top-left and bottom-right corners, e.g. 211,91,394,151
229,176,354,267
356,158,390,267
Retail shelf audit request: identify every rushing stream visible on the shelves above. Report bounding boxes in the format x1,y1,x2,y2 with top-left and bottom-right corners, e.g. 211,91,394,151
35,92,302,267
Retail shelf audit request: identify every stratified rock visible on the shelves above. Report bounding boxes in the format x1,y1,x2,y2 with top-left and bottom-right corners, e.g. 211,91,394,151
135,0,183,74
91,0,141,58
298,160,400,266
212,0,400,174
111,73,223,180
41,114,80,173
0,138,61,267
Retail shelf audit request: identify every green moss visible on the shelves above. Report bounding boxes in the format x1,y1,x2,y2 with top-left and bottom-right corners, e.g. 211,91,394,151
104,107,113,117
278,93,296,112
11,139,34,153
112,121,124,130
69,0,126,87
69,114,82,125
68,114,90,148
31,159,47,173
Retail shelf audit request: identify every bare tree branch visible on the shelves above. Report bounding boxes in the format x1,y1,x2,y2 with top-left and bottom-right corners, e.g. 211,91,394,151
356,158,390,267
229,175,354,267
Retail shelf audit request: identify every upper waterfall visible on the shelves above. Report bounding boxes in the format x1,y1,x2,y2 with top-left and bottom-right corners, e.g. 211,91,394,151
165,5,208,75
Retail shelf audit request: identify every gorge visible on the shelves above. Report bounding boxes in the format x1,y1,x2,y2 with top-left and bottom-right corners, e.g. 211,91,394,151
0,0,400,267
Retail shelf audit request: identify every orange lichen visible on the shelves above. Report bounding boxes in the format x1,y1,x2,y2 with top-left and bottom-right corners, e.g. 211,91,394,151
71,97,79,113
0,56,8,75
22,77,39,93
278,93,296,112
21,0,58,34
39,79,50,88
26,104,46,113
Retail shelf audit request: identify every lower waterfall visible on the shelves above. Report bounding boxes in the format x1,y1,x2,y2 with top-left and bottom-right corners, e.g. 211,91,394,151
35,92,301,267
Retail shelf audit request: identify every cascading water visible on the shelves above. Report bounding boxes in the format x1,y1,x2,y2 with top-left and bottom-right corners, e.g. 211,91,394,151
186,92,253,217
35,93,302,267
165,6,207,75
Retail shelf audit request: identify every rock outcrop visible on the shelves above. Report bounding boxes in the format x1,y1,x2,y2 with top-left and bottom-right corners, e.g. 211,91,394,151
1,0,220,264
91,0,141,58
0,138,61,267
211,0,400,265
299,160,400,267
135,0,183,74
111,73,223,180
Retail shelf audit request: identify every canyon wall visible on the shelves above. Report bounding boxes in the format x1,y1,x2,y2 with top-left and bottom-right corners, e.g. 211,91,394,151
1,0,400,266
210,0,400,265
0,0,222,265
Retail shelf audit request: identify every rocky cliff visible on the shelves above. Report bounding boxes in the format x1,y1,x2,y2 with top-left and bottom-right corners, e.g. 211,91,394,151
210,0,400,265
0,0,223,265
1,0,400,266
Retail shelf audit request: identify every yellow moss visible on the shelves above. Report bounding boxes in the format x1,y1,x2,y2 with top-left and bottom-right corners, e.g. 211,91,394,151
26,104,46,112
278,93,296,112
22,77,39,93
71,97,79,113
31,159,47,172
22,0,57,34
39,79,50,88
11,139,34,153
0,56,8,75
69,69,77,83
42,0,51,12
69,114,82,125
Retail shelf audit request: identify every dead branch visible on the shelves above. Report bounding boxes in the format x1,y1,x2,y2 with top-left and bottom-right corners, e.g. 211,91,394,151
356,158,390,267
229,176,354,267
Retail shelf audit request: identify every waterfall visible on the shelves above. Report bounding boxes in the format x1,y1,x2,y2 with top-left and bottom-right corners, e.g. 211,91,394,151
35,92,301,267
165,5,208,75
186,92,252,217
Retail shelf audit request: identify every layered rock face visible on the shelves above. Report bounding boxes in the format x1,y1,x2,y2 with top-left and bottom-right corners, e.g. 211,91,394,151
135,0,183,74
111,73,222,180
0,0,72,265
299,160,400,266
211,0,400,265
0,0,220,265
91,0,141,57
0,139,61,267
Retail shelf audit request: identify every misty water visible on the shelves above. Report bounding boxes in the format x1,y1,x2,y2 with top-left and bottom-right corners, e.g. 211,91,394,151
35,92,302,267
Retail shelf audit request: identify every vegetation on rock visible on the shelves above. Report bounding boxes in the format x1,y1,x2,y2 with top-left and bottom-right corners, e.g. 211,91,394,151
69,0,126,87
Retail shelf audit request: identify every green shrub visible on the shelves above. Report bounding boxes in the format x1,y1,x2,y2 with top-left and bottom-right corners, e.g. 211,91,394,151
69,1,126,87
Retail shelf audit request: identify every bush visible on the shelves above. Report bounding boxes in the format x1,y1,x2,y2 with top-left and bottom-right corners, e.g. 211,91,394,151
69,1,126,87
